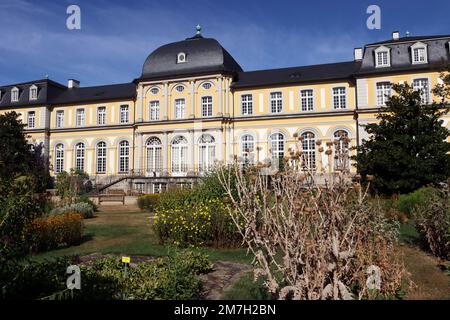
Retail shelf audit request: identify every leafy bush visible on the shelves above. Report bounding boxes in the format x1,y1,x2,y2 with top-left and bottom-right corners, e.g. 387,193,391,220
55,169,92,205
137,194,160,212
26,213,84,253
396,187,436,218
51,202,94,219
154,196,240,248
79,250,212,300
412,188,450,259
0,256,76,300
76,195,98,212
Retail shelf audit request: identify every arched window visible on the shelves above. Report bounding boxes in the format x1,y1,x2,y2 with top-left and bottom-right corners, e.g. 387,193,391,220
301,132,316,171
146,137,162,173
270,133,285,160
75,143,85,172
333,130,350,171
55,144,64,173
171,136,188,174
118,141,130,173
96,142,107,174
241,134,255,164
199,134,216,172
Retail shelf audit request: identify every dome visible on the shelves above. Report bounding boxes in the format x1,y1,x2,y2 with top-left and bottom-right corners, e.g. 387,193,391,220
140,31,243,80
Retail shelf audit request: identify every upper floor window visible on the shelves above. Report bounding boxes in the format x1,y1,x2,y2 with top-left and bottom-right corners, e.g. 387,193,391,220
241,94,253,115
11,87,19,102
76,109,85,127
376,82,392,106
270,92,283,113
177,52,187,64
175,98,186,119
413,78,430,104
201,96,213,117
175,85,185,93
120,105,129,124
29,85,38,100
27,111,36,129
202,82,212,90
332,87,347,109
150,87,159,95
300,89,314,112
55,144,65,174
150,101,160,120
97,106,106,125
56,110,64,128
375,46,390,67
411,42,428,64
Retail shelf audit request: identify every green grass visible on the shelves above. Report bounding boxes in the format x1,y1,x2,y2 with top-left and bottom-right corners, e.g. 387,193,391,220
221,273,271,300
399,221,422,245
30,210,251,264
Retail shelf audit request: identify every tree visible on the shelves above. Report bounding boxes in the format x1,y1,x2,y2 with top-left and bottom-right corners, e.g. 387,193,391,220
355,73,450,195
0,111,50,194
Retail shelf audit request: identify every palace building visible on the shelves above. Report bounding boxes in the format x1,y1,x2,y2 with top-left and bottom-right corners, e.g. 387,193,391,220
1,27,449,193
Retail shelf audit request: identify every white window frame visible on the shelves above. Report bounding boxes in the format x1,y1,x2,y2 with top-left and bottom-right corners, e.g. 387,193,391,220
118,140,130,173
270,92,283,113
96,141,107,174
375,82,392,107
76,109,85,127
97,106,106,125
56,110,64,128
177,52,187,64
175,85,185,93
333,130,350,171
55,144,65,174
150,100,160,121
241,94,253,115
171,136,188,174
411,42,428,65
150,87,159,95
11,87,19,102
174,98,186,119
146,137,162,174
413,78,431,104
301,131,316,171
241,134,255,164
374,46,391,68
332,87,347,109
27,111,36,129
201,96,213,117
75,143,85,172
120,105,129,124
270,133,285,168
198,134,216,173
300,89,314,112
29,85,38,101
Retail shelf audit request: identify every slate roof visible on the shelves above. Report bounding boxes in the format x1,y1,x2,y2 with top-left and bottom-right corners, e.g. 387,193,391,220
0,80,136,108
232,61,361,89
366,35,450,46
140,35,243,81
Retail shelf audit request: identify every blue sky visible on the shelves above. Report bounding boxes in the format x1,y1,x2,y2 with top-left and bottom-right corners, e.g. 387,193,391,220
0,0,449,87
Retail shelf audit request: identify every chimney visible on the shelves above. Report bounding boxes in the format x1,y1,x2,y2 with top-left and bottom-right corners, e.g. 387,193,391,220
68,79,80,89
392,31,400,40
354,48,363,61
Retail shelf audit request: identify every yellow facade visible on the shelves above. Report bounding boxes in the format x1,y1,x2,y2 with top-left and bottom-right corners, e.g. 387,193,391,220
1,31,449,192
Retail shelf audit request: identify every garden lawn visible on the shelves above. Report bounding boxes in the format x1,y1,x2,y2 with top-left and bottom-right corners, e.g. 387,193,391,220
31,209,250,264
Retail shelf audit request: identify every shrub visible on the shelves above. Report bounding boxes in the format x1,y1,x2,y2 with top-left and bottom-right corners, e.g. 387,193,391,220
26,213,84,253
154,197,240,248
79,250,211,300
76,195,98,212
396,186,436,218
413,188,450,259
51,202,94,219
55,169,92,205
137,194,160,212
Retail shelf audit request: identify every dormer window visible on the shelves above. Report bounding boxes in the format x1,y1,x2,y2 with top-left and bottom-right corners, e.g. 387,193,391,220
374,46,391,68
411,42,428,64
177,52,186,64
11,87,19,102
29,85,38,100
